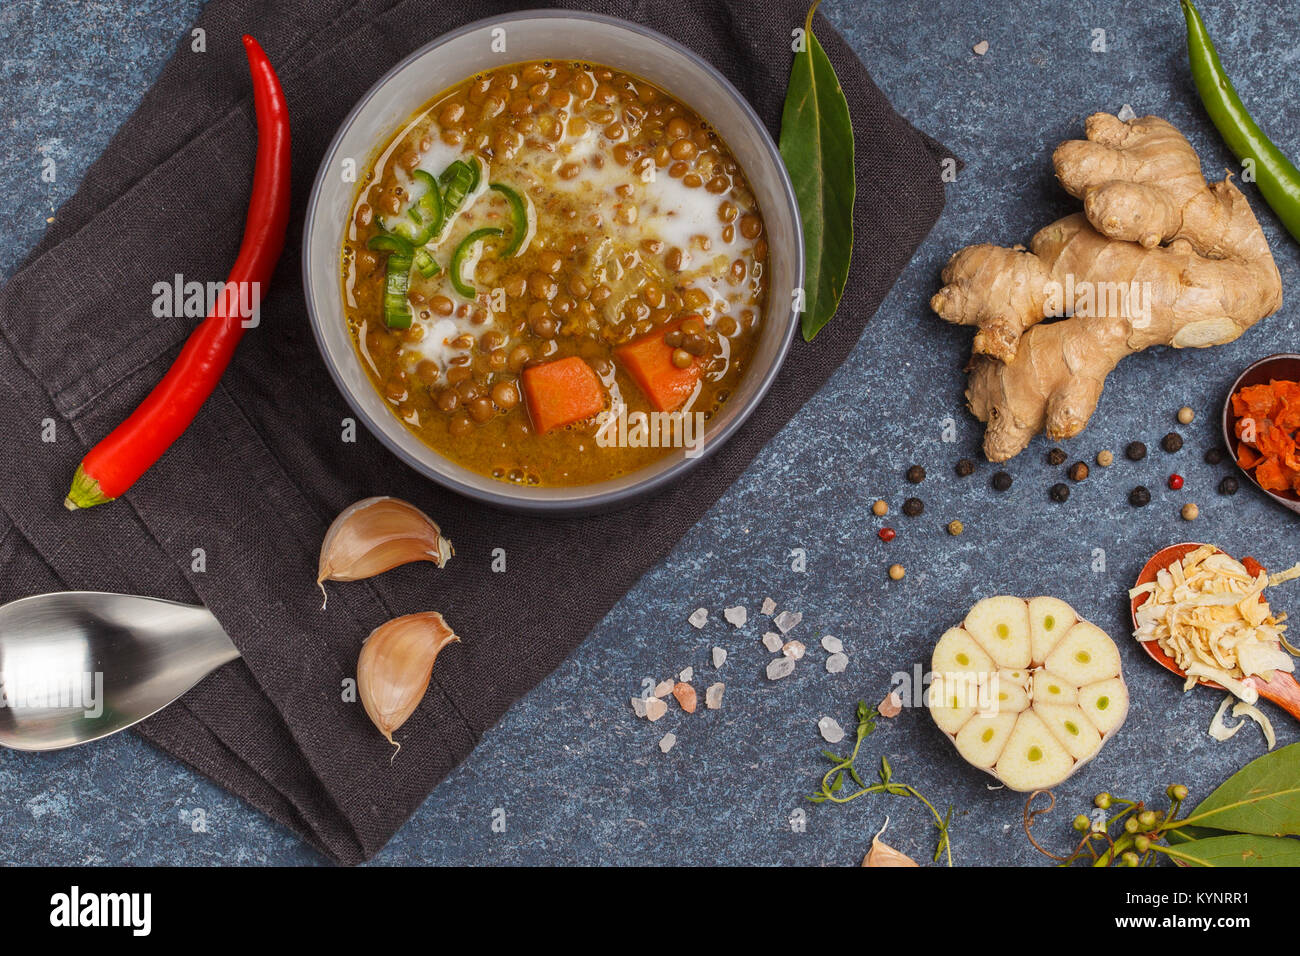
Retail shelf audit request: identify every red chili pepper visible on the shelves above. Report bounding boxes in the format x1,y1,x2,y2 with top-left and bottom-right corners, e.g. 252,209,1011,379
65,36,291,510
1168,474,1184,491
878,527,896,542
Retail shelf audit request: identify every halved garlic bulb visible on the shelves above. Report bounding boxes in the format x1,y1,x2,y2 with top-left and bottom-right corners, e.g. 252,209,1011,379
928,596,1128,792
318,497,453,606
357,611,460,751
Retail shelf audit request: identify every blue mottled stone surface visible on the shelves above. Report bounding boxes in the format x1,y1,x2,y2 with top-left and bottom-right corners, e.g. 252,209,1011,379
2,1,1297,865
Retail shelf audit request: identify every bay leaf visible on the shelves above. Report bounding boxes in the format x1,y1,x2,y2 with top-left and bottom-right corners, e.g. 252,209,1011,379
1164,824,1217,845
779,1,855,342
1183,741,1300,836
1159,833,1300,867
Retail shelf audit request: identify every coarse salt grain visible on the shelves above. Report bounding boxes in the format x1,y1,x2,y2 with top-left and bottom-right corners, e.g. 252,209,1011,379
879,690,903,718
630,697,649,718
658,732,677,753
782,640,806,660
688,608,708,629
773,610,802,633
712,647,727,668
762,632,784,652
706,682,725,709
645,697,668,721
724,605,748,628
766,657,797,680
826,652,848,674
818,716,845,744
654,679,674,698
679,666,694,682
821,635,843,653
761,597,777,616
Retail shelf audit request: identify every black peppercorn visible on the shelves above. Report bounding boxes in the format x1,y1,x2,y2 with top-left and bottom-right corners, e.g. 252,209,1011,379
992,471,1013,492
1047,448,1067,466
1068,461,1090,482
1204,447,1226,465
1050,483,1070,502
1126,441,1147,461
906,465,926,484
1219,475,1240,496
1162,432,1184,453
902,497,924,516
955,458,975,477
1129,485,1152,507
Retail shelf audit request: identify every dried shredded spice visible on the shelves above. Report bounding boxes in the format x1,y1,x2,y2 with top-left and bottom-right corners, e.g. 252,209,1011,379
1231,379,1300,494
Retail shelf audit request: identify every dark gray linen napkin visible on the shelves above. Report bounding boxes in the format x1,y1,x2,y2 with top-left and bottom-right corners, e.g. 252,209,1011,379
0,0,949,863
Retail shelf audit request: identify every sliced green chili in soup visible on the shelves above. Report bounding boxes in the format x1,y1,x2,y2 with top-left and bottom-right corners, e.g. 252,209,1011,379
341,60,768,486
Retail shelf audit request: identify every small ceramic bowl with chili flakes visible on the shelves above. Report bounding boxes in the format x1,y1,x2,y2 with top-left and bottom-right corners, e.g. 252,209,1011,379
304,11,803,514
1222,353,1300,515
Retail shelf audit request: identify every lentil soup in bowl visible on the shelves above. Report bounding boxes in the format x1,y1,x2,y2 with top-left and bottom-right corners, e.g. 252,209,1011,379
304,11,802,512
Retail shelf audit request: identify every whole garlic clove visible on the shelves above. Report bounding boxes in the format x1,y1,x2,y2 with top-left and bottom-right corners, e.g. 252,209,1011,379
357,611,461,752
318,497,453,606
863,817,919,867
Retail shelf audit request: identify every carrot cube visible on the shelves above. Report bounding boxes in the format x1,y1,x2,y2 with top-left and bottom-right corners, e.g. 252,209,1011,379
521,356,605,435
614,320,703,413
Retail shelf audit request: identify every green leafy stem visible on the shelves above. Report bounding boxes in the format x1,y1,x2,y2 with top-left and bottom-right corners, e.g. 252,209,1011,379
806,702,954,866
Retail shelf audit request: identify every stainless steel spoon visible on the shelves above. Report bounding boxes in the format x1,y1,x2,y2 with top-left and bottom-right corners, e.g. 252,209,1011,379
0,592,238,751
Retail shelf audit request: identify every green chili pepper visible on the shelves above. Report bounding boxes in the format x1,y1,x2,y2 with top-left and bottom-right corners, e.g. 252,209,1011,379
1181,0,1300,244
377,170,445,246
450,227,503,299
378,210,426,245
367,233,414,257
489,182,533,258
440,159,479,218
412,248,440,278
383,253,413,329
410,169,444,238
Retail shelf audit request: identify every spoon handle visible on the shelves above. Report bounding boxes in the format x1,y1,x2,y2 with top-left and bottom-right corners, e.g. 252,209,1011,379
1259,671,1300,721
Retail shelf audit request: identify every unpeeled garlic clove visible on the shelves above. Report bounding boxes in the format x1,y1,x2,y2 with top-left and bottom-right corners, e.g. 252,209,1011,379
318,497,453,606
358,611,461,752
863,817,919,867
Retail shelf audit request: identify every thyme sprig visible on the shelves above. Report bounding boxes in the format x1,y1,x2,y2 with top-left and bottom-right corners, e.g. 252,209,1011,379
806,701,955,866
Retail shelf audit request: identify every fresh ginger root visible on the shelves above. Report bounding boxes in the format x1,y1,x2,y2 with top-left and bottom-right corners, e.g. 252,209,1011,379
931,113,1282,462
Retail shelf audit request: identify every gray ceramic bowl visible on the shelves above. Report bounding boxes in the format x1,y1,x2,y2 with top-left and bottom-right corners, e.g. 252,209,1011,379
303,10,802,514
